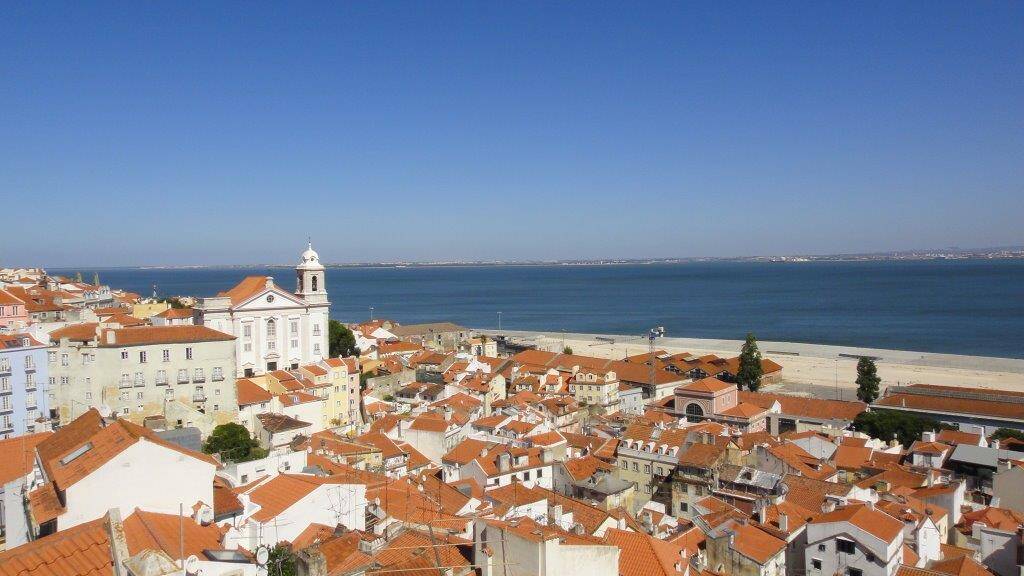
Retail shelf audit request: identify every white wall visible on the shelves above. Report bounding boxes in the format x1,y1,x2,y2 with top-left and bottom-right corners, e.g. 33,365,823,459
60,439,216,529
251,482,365,546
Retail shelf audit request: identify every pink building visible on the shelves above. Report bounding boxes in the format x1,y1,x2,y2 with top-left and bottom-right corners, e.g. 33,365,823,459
0,288,29,330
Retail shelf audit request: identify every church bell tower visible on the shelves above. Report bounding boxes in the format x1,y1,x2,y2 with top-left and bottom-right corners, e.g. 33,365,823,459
296,242,328,305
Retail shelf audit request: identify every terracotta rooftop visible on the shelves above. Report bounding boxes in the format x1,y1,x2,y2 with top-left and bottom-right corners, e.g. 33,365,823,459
809,503,904,542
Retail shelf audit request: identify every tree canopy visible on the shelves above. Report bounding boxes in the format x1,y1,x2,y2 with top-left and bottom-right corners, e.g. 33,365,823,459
736,333,763,392
855,357,881,403
853,410,952,447
990,428,1024,442
329,319,359,358
202,423,266,462
563,346,573,355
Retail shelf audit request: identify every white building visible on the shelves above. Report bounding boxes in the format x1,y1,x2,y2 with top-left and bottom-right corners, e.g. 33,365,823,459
804,504,905,576
195,244,330,377
27,409,218,534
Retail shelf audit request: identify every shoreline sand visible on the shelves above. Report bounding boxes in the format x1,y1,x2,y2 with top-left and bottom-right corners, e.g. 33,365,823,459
486,330,1024,400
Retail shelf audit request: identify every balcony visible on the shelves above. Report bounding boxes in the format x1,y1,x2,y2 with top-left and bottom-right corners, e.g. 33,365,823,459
0,405,13,415
119,379,133,389
177,376,190,384
155,379,169,386
212,374,224,382
25,383,37,393
192,393,207,403
24,364,36,373
192,375,206,383
0,365,10,376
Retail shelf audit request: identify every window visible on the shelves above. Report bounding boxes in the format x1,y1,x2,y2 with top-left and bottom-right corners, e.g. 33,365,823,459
134,372,144,386
812,559,822,571
866,554,875,563
621,460,628,469
680,502,688,513
524,471,531,481
86,392,92,400
139,351,147,363
156,370,167,385
313,324,321,336
60,376,69,385
162,349,170,362
290,321,298,335
291,339,299,349
632,462,639,471
848,570,862,576
311,275,318,292
48,351,56,363
244,343,252,352
185,347,193,360
243,324,252,338
313,343,321,355
537,469,542,477
837,539,855,554
178,369,189,383
644,464,651,474
212,367,223,381
120,349,128,360
213,404,219,411
818,544,826,552
194,368,205,382
61,353,69,367
136,391,143,399
267,319,276,339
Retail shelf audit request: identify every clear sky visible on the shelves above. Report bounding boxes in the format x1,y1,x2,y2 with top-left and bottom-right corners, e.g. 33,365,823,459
2,3,1022,267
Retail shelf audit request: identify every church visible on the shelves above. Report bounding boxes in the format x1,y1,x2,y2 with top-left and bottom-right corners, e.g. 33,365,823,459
195,244,330,376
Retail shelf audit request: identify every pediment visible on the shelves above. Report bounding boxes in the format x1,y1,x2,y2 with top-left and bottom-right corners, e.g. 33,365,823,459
233,286,306,310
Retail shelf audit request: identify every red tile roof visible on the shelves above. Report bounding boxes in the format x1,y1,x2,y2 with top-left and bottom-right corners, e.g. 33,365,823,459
235,378,273,406
809,504,904,542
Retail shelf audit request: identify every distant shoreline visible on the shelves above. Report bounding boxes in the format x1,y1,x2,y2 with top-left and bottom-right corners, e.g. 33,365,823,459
47,252,1024,271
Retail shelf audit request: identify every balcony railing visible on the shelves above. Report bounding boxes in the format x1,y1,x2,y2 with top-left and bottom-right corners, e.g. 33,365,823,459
0,365,11,375
177,375,190,384
192,393,207,403
155,378,169,386
119,379,133,389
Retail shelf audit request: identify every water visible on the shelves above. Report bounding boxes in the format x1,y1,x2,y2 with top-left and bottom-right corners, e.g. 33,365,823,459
52,260,1024,358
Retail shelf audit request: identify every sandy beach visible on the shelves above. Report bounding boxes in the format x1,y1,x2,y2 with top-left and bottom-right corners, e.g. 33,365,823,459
489,330,1024,400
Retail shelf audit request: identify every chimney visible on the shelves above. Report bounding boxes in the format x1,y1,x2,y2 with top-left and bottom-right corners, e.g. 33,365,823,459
498,452,511,473
778,513,788,532
550,503,563,525
444,405,453,422
104,509,130,576
923,430,936,442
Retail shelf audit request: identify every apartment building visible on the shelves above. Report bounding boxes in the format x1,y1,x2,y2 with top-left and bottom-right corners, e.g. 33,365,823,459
0,333,50,438
48,324,239,434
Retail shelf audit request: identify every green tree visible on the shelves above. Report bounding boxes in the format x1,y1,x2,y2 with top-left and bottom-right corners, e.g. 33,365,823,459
990,428,1024,442
328,320,358,358
855,357,881,403
267,544,297,576
92,272,100,286
563,346,573,355
74,271,83,282
736,333,763,392
203,423,266,462
853,410,952,447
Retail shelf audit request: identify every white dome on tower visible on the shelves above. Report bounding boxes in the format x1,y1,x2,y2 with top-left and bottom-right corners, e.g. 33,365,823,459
297,242,324,271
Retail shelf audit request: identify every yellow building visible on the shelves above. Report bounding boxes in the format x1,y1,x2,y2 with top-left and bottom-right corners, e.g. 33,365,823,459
131,301,171,319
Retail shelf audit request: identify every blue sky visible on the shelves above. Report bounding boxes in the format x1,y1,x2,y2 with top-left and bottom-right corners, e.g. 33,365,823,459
2,2,1021,266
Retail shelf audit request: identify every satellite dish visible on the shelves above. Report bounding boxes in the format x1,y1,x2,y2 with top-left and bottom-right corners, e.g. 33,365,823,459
196,504,214,525
255,546,270,566
184,555,201,574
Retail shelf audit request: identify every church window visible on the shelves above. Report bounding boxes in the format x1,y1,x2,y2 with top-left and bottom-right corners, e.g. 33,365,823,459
267,319,277,339
243,324,251,338
290,321,298,335
312,275,318,292
313,324,321,336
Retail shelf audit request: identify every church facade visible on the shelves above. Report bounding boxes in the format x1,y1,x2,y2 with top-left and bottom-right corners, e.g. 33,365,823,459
195,244,330,376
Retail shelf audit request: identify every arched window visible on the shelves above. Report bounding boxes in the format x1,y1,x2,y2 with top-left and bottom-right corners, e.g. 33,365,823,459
685,403,704,420
311,275,318,292
267,319,276,339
